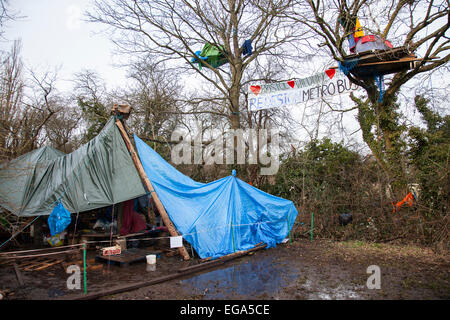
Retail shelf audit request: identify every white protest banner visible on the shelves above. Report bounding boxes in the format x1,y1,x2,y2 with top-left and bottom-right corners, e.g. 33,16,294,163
248,69,359,111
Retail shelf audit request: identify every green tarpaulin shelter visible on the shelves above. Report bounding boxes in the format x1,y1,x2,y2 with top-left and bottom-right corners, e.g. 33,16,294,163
191,43,228,70
0,118,147,217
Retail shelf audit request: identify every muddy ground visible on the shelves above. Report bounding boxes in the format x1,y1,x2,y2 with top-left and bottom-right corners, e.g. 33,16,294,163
0,239,449,300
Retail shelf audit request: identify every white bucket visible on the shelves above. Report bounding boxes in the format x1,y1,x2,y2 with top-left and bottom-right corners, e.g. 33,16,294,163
146,254,156,265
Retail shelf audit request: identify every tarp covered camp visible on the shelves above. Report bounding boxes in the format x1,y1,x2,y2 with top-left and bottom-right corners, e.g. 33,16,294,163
135,135,298,259
0,117,299,259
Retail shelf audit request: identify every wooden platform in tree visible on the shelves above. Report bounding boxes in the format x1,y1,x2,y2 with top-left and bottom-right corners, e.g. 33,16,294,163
330,47,437,78
344,46,412,64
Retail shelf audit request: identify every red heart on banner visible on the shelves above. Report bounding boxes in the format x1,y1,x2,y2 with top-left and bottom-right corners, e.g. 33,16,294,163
287,80,295,88
250,85,261,96
325,68,336,79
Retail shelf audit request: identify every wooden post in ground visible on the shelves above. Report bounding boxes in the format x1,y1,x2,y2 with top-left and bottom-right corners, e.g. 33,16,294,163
115,119,190,261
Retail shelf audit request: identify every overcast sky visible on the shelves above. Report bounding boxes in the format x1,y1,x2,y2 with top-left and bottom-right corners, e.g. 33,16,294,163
0,0,386,150
0,0,127,93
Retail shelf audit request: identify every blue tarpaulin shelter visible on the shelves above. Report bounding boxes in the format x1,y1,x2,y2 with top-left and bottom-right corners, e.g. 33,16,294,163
134,135,299,259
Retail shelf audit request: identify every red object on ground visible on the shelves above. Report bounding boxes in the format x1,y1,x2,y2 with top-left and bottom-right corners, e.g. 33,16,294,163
120,199,147,236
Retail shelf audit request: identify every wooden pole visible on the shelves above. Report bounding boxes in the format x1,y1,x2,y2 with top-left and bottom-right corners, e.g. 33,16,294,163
115,119,190,261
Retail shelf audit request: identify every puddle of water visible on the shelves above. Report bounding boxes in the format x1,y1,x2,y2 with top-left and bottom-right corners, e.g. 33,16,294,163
181,253,364,300
181,255,297,299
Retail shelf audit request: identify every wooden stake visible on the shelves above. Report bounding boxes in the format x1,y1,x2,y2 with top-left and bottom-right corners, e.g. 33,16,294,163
115,119,190,261
353,57,424,67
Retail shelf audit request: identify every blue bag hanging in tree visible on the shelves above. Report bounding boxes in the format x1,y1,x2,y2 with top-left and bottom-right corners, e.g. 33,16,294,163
48,201,71,236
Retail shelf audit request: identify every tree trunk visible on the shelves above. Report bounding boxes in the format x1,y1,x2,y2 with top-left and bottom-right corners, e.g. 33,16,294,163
353,92,407,190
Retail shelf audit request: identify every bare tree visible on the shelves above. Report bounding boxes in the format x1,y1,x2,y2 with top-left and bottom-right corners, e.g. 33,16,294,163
21,68,62,151
119,58,182,148
0,0,20,38
0,40,23,161
0,41,60,159
44,102,82,153
87,0,306,130
73,69,111,142
0,41,70,160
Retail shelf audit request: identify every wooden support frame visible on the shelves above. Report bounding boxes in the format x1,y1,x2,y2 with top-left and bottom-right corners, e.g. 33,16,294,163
115,119,190,261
